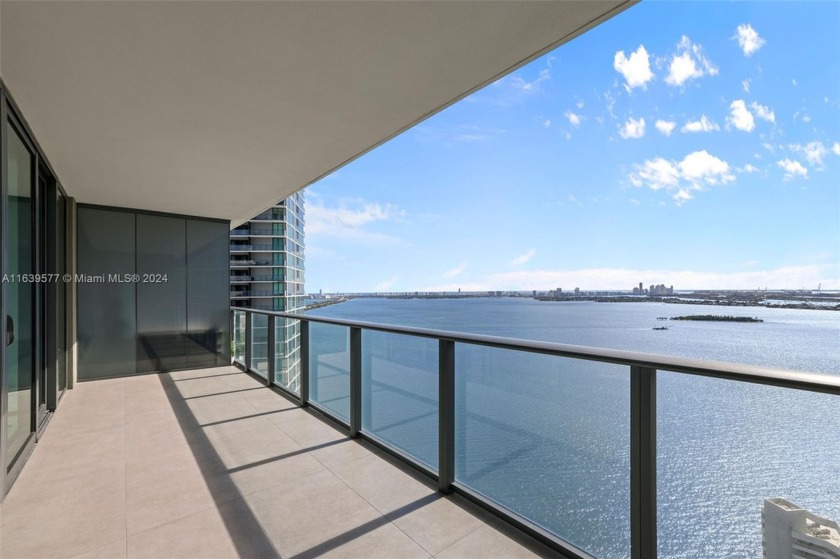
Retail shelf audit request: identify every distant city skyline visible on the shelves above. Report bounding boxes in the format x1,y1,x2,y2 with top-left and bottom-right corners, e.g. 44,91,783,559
304,2,840,293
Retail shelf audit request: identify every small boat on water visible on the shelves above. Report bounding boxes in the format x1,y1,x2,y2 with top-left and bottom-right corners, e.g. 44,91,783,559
653,326,668,331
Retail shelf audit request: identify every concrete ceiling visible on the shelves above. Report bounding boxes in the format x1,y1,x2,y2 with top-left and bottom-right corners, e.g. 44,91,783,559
1,1,634,226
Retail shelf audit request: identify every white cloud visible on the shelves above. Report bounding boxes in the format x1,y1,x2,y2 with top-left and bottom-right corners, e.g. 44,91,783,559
681,115,720,133
415,124,504,145
727,100,755,132
802,114,812,123
735,24,766,56
833,142,840,155
776,158,808,180
603,90,617,118
373,275,399,291
790,141,828,166
576,100,585,110
655,119,676,136
508,69,551,92
510,248,537,266
750,102,775,123
740,164,760,173
665,36,718,87
629,150,734,203
456,134,493,143
307,200,405,244
613,45,654,90
620,117,646,139
482,69,551,105
542,119,551,128
792,79,797,86
441,262,467,279
803,141,826,166
565,111,582,127
742,79,751,92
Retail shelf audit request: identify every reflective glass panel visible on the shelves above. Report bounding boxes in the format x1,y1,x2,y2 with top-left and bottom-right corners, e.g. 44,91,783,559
309,322,350,421
362,331,438,468
454,345,630,558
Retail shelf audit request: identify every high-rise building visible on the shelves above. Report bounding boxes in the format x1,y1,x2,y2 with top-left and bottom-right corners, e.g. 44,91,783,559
230,192,305,390
763,498,840,559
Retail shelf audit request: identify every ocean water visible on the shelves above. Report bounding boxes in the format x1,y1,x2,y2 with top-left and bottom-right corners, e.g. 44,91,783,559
307,297,840,558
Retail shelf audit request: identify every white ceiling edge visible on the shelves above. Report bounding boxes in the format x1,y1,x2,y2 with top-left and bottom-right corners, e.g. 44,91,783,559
1,1,636,227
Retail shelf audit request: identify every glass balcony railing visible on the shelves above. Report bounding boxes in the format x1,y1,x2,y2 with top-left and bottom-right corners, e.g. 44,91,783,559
250,313,269,379
230,307,840,559
362,330,438,469
231,310,246,365
309,322,351,421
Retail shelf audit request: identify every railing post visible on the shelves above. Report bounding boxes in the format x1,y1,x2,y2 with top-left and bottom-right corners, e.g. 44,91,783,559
266,314,275,387
229,309,235,363
439,339,455,493
349,327,362,437
244,311,252,372
362,338,373,431
631,366,657,559
300,320,309,406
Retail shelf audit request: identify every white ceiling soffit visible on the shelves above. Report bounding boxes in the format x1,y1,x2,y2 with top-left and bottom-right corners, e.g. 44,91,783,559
1,1,635,226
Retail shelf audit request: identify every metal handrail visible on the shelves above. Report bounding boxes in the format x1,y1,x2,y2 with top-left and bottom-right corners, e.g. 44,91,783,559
228,305,840,559
233,307,840,395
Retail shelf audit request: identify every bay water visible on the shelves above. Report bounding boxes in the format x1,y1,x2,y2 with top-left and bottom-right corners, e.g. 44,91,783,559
307,297,840,558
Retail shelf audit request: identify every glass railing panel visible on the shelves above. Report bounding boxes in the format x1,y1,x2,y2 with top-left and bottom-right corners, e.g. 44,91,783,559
273,317,301,395
361,331,438,469
232,310,246,365
657,372,840,558
309,322,351,421
249,313,268,378
454,344,630,558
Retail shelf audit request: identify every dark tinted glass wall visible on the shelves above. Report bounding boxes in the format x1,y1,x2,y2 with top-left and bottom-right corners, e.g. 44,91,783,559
137,215,187,373
77,206,229,380
77,208,137,379
187,220,231,367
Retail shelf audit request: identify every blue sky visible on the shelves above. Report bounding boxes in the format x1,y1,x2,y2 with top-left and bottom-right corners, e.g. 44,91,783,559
304,1,840,293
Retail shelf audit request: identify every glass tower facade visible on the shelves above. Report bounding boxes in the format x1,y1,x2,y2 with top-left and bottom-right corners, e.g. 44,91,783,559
230,192,305,390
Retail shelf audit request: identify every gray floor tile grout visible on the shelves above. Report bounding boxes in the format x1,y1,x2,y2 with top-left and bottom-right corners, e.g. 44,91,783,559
431,522,485,558
314,440,439,556
65,536,128,559
4,368,544,559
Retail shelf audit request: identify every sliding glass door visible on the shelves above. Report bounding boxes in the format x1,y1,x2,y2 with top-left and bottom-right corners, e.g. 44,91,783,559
5,119,35,470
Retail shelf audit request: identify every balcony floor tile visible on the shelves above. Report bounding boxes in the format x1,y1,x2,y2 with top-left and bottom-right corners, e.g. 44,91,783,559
1,366,558,559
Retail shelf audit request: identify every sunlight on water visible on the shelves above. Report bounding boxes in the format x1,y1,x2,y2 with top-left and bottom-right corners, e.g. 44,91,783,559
309,298,840,558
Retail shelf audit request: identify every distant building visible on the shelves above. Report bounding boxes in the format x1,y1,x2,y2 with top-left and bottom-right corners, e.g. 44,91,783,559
230,192,305,390
574,287,580,295
763,498,840,559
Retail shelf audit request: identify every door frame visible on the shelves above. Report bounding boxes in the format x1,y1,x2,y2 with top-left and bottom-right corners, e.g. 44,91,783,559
0,82,71,497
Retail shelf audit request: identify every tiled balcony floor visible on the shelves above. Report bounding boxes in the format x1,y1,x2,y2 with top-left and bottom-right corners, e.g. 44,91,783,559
1,367,558,558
